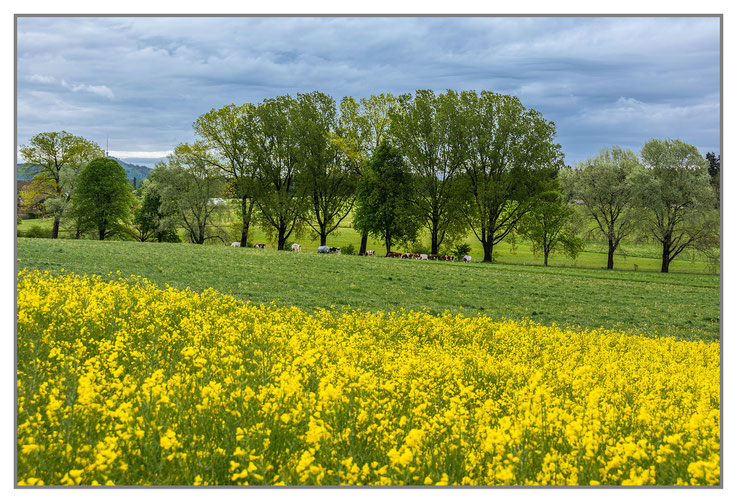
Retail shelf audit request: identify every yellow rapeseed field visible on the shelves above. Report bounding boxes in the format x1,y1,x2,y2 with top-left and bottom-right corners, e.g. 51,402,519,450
16,269,720,486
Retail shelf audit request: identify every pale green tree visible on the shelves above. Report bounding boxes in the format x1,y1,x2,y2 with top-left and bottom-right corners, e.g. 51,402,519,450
637,139,717,273
560,147,642,270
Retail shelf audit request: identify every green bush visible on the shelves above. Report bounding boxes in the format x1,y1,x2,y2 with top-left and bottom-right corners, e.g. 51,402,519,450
452,243,472,259
23,225,51,239
342,243,356,255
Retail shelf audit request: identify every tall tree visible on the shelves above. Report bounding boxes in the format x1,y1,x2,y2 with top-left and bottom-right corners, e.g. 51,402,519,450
391,90,469,254
152,143,227,245
333,94,399,254
19,131,103,238
560,147,642,270
638,139,716,273
460,91,563,262
353,141,421,254
295,91,358,246
193,103,258,246
249,95,309,250
72,157,133,240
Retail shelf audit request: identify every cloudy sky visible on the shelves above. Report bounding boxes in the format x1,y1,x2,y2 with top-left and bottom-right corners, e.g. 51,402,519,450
16,16,720,167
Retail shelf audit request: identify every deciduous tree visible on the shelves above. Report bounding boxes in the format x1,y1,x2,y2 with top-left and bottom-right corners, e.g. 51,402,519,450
353,141,421,254
391,90,469,254
460,91,562,262
19,131,103,238
193,103,259,246
560,147,642,270
72,157,133,240
248,95,309,250
637,139,716,273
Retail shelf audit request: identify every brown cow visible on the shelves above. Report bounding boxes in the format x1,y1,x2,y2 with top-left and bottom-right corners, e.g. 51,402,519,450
386,251,402,258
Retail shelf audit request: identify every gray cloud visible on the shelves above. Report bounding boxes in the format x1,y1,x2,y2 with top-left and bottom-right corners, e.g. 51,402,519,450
17,16,720,166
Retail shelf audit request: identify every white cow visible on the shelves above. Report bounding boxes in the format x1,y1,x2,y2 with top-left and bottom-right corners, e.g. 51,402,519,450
463,255,472,263
366,250,375,256
420,254,428,260
231,242,241,247
291,243,301,252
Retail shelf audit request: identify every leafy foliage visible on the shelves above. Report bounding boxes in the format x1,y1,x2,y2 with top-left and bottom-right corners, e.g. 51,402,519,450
72,157,133,240
353,142,421,254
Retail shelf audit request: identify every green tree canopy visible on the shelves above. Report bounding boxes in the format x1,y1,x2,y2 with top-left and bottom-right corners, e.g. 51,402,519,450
193,103,259,246
560,146,642,270
19,131,103,238
636,139,717,273
72,157,133,240
151,143,227,245
459,91,563,262
248,95,309,250
353,141,421,255
295,91,357,246
518,189,583,266
391,89,470,254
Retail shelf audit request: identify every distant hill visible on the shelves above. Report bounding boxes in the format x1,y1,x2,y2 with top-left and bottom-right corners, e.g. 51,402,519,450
16,157,151,183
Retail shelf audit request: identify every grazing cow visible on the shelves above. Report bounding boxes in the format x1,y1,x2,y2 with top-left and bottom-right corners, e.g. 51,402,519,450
420,254,428,260
318,246,340,254
230,242,241,247
401,253,411,259
291,243,301,252
386,251,402,258
254,243,266,249
441,255,455,261
463,255,472,263
366,250,375,256
428,254,439,260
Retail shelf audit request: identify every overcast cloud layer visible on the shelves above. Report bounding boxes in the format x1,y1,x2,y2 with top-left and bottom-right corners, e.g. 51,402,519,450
17,16,720,167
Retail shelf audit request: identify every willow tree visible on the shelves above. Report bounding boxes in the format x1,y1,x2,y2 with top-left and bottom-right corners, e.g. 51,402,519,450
193,103,258,247
638,139,716,273
460,91,563,262
152,143,226,245
391,89,469,255
19,131,103,238
560,147,642,270
248,95,309,250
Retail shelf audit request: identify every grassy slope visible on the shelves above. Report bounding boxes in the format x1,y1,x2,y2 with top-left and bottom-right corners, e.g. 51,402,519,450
17,238,720,341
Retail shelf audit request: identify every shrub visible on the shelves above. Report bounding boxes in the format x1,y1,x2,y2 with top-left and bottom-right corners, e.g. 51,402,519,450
342,243,356,255
452,243,472,259
23,225,51,239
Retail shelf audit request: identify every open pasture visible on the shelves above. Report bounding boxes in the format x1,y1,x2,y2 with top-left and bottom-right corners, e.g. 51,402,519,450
16,238,719,341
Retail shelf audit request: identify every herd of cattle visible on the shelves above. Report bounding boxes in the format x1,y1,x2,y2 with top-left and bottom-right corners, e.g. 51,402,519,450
231,241,472,262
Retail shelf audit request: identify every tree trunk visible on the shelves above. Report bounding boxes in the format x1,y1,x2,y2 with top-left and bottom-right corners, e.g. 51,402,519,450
75,227,80,240
607,238,615,270
99,228,106,241
278,227,287,250
482,240,493,263
661,237,670,273
51,216,60,239
240,197,250,247
431,232,439,256
359,231,369,255
544,251,549,266
385,235,392,255
320,232,327,246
